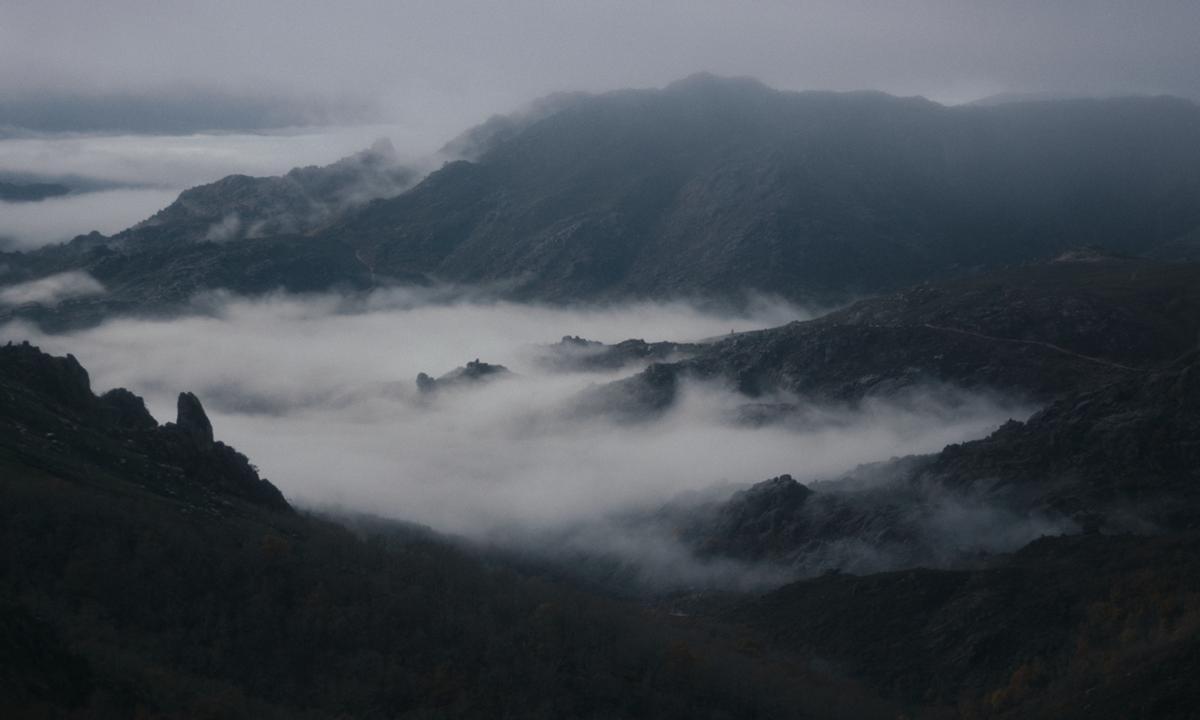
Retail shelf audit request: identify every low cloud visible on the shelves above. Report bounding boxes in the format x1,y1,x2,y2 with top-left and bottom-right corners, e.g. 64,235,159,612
203,213,243,243
0,126,442,249
0,271,105,306
0,125,441,191
2,291,1031,588
0,189,180,249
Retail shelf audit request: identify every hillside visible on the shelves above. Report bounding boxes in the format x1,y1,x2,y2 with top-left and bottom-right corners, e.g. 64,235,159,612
129,139,417,246
593,255,1200,415
670,348,1199,575
327,75,1200,302
729,532,1200,718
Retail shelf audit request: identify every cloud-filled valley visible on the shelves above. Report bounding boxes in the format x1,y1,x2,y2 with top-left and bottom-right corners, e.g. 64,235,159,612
5,1,1200,711
1,291,1034,588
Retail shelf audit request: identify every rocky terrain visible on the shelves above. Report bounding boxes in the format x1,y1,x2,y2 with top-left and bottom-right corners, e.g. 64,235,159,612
595,255,1200,416
670,345,1199,570
729,531,1200,718
535,335,703,373
561,256,1200,591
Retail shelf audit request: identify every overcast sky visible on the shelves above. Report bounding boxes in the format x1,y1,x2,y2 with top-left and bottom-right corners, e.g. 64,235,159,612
2,0,1199,137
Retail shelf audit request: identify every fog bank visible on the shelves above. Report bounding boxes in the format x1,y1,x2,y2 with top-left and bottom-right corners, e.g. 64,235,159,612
0,190,180,249
2,292,1030,542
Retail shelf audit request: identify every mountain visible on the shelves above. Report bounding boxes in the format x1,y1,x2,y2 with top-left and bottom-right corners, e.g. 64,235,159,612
320,75,1200,303
0,180,70,202
0,232,376,330
0,141,417,329
5,75,1200,328
534,335,703,373
129,139,417,246
593,255,1200,416
0,342,894,719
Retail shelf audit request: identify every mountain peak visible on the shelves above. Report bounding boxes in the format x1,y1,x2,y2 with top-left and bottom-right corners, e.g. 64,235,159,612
367,137,396,156
665,72,772,95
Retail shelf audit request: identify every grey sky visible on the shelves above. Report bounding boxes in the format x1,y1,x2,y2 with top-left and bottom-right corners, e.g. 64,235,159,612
2,1,1199,136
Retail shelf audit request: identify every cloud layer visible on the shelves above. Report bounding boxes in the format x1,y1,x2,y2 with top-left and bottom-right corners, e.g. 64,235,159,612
1,292,1028,546
3,0,1198,138
0,271,104,306
0,190,180,249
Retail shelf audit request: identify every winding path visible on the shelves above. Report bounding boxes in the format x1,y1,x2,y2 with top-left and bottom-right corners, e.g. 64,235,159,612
920,323,1145,373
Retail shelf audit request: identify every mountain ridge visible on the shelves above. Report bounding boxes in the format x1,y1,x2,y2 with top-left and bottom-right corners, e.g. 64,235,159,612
4,75,1200,328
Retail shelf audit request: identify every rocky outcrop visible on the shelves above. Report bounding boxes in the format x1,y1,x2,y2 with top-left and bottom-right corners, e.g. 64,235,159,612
416,359,511,393
0,342,289,512
174,391,214,445
536,336,702,373
686,475,816,561
0,341,94,409
99,387,157,430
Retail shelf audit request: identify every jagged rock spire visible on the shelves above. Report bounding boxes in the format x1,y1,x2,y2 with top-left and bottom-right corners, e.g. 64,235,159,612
176,392,213,446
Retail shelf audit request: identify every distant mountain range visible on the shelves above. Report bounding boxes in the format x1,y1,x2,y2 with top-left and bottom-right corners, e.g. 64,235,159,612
0,180,70,202
4,74,1200,328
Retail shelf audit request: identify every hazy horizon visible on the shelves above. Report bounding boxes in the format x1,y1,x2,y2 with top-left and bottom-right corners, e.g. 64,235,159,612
5,1,1200,138
6,1,1200,248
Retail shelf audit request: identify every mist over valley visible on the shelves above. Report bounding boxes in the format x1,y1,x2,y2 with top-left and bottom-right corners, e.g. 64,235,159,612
4,3,1200,717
